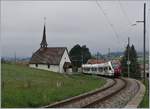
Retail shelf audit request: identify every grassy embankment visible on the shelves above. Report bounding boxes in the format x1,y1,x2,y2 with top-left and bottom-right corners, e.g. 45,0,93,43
139,79,149,108
1,63,106,108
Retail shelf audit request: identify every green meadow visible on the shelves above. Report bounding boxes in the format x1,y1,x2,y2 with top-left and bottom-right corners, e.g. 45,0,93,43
1,63,106,108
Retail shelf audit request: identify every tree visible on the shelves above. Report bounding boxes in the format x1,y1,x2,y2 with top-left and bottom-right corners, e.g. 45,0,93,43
121,44,141,78
130,45,141,78
1,58,6,63
69,44,91,68
69,44,82,67
81,45,92,64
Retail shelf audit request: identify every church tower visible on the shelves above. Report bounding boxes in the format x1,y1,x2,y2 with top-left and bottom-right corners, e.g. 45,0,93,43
40,23,48,48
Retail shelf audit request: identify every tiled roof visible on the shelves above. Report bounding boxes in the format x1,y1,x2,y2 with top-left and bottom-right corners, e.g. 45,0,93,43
29,47,66,65
87,59,106,64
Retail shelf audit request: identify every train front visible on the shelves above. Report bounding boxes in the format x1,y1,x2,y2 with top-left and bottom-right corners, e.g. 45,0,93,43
111,61,122,77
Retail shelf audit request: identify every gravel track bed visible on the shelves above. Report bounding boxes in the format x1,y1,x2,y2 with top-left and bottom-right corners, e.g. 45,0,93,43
90,78,140,108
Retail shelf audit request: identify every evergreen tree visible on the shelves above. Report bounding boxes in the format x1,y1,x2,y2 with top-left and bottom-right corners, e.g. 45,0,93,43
81,45,92,64
121,44,130,77
130,45,141,78
121,44,141,78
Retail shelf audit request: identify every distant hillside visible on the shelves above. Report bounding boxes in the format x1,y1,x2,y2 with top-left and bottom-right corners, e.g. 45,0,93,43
109,52,124,57
92,51,124,60
1,57,31,62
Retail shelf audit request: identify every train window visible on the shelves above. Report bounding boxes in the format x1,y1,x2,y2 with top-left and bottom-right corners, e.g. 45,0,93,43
91,67,94,71
84,68,90,71
91,67,97,71
87,68,90,71
98,67,103,72
104,67,107,71
109,67,111,70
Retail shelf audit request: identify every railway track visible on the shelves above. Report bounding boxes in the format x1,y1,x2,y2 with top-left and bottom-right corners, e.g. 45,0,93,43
94,78,140,108
83,78,127,108
44,78,127,108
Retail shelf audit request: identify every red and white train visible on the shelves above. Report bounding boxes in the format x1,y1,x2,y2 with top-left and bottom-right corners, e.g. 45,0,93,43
82,61,121,77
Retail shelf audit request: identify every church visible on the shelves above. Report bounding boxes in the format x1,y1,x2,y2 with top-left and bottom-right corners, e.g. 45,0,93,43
29,24,72,73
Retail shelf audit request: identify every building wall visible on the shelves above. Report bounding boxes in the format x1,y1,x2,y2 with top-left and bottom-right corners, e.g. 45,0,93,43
59,49,72,73
29,64,59,72
29,49,72,73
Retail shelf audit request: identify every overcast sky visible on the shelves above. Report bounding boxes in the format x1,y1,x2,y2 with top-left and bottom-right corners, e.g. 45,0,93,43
1,1,150,58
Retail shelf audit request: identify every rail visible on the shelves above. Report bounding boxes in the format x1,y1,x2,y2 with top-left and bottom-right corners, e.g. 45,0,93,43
43,78,121,108
83,78,127,107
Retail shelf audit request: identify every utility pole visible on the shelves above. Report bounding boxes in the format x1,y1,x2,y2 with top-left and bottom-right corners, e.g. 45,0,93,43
14,52,16,63
108,48,110,60
143,3,146,83
127,37,130,78
81,52,84,72
136,3,146,83
44,17,46,25
97,52,98,64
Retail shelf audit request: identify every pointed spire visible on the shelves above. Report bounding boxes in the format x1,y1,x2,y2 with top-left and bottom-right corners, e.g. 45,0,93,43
40,17,48,48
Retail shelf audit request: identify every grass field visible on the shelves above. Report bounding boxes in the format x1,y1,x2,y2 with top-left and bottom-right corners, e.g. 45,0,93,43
139,79,149,108
1,63,106,108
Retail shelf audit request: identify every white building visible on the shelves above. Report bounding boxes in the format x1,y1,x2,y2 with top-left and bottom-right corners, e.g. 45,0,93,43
29,24,72,73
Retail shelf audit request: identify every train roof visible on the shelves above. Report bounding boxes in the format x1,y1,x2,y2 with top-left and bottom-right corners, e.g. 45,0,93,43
82,61,111,67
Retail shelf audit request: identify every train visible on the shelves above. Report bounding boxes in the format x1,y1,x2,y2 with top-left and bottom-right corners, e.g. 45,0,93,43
82,61,121,77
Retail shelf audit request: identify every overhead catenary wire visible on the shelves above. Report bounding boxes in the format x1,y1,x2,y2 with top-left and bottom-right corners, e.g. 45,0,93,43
119,1,144,53
118,0,132,25
118,0,136,44
95,0,122,51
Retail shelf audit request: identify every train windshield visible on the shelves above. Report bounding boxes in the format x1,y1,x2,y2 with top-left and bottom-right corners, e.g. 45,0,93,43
112,63,118,68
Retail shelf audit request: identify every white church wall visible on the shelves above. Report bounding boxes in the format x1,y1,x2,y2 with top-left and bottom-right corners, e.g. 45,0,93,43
59,49,72,73
66,68,72,73
29,64,59,72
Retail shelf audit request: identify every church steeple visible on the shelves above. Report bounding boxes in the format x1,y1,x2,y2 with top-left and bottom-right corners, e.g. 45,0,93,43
40,18,48,48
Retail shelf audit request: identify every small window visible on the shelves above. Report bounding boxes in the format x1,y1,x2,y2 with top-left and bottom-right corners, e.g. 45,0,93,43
84,68,86,71
91,67,94,71
35,64,38,67
48,64,50,69
98,67,103,72
109,67,111,70
87,68,90,71
84,68,89,71
104,67,107,71
91,67,97,71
